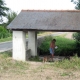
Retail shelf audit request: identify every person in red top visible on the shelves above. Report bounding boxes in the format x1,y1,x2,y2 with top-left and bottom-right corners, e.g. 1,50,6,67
49,39,56,61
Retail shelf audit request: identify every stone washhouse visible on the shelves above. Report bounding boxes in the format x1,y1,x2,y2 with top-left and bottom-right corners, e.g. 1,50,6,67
7,10,80,61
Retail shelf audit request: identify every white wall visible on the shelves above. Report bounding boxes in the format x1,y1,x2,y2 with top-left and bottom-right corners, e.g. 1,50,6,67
13,31,26,61
28,31,37,56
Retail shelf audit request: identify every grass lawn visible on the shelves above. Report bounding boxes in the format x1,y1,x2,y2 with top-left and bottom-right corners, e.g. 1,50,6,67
0,51,80,80
0,37,12,42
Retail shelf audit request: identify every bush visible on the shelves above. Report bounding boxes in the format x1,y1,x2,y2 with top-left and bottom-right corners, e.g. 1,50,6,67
72,32,80,56
73,32,80,41
38,36,76,56
0,26,11,39
74,41,80,56
38,36,53,55
55,36,76,56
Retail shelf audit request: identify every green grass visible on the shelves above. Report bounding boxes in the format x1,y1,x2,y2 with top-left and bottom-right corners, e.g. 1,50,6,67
37,54,80,71
29,56,42,62
0,37,12,42
60,72,73,76
53,54,80,70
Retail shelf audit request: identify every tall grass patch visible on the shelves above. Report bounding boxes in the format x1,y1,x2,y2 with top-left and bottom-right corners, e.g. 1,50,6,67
0,51,30,74
53,55,80,70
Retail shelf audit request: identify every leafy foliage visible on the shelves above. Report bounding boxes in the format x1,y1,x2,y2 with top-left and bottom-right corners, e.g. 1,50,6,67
38,36,53,55
5,11,17,26
73,32,80,41
72,32,80,55
1,10,17,28
55,36,76,56
71,0,80,56
0,0,9,22
71,0,80,9
38,36,76,56
0,26,11,38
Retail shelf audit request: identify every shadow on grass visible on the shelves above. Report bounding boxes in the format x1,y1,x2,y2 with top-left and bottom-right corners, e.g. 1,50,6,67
29,56,43,62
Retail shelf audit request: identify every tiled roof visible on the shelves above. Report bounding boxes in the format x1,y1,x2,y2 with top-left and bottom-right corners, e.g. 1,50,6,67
7,10,80,31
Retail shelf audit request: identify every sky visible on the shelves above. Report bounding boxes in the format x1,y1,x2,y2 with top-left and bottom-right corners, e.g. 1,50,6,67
5,0,75,14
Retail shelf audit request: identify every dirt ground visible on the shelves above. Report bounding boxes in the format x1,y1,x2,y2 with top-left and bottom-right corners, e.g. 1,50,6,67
65,32,73,39
0,61,80,80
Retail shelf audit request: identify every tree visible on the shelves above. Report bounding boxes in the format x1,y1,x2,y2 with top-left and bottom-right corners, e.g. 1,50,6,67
71,0,80,56
71,0,80,9
0,0,9,22
71,0,80,41
5,11,17,26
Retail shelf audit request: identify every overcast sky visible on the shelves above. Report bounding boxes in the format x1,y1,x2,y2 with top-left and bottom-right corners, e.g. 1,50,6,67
5,0,75,14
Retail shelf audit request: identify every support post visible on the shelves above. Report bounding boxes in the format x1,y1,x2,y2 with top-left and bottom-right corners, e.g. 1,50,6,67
13,31,26,61
28,31,37,56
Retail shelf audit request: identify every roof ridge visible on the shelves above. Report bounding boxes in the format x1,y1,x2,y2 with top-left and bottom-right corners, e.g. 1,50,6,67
21,9,80,12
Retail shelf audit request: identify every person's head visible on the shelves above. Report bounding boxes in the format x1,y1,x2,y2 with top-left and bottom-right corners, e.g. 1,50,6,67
52,39,56,42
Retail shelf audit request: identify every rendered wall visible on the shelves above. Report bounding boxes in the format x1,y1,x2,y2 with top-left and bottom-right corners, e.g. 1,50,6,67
13,31,26,61
28,31,37,56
